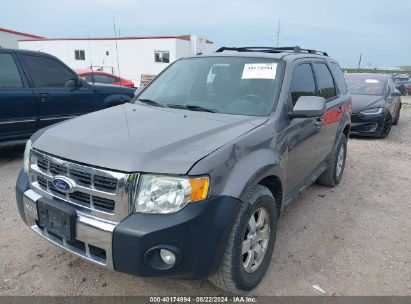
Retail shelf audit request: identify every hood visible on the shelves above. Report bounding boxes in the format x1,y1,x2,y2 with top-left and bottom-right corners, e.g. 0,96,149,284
351,94,386,113
88,82,135,94
33,103,268,174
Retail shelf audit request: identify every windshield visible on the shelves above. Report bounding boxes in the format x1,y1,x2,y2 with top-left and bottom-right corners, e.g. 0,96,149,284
134,57,283,116
344,74,386,96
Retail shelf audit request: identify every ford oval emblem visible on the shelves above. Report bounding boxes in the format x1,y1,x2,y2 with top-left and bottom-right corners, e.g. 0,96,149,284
52,176,75,193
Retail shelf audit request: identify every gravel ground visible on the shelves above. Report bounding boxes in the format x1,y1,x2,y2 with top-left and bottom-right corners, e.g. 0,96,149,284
1,98,410,296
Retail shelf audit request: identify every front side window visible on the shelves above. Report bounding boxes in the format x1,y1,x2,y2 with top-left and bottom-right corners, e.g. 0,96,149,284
154,51,170,63
0,53,23,88
22,55,76,88
290,63,316,105
313,63,337,100
136,57,284,116
74,50,85,60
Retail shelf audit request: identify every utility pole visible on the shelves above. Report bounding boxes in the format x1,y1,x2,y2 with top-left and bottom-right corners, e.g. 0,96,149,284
276,19,281,47
113,17,121,78
357,53,362,72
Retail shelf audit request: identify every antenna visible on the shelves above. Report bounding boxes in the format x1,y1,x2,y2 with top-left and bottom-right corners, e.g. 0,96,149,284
276,19,281,47
88,36,95,84
113,17,122,81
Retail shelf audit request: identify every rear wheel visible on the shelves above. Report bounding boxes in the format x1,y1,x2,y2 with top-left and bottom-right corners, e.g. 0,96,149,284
209,185,278,294
317,133,347,187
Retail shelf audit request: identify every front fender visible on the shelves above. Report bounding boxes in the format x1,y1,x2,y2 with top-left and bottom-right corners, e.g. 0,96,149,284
222,148,285,203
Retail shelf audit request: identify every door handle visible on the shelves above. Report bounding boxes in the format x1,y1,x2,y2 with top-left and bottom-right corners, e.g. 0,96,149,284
39,93,49,102
337,105,343,113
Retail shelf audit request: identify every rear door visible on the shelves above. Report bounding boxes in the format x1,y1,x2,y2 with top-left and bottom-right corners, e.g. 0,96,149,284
19,54,96,128
0,51,38,142
312,61,349,157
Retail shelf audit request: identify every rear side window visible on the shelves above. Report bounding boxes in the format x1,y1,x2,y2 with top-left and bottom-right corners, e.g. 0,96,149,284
22,55,75,88
93,74,117,84
313,63,337,100
0,53,23,88
329,63,347,94
290,63,316,105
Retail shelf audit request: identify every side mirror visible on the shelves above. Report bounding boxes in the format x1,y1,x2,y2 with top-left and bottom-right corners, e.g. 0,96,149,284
290,96,326,119
65,78,80,91
391,90,401,97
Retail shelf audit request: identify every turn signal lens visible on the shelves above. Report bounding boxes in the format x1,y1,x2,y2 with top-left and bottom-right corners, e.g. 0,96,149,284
189,177,209,202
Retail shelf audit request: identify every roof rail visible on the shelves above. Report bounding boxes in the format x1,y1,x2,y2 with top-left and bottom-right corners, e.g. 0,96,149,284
215,46,328,57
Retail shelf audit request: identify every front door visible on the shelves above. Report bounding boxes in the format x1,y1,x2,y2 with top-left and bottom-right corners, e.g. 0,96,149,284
0,52,38,142
19,54,96,128
285,62,326,193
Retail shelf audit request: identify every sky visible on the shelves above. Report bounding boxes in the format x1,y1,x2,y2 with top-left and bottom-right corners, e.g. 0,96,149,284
1,0,410,68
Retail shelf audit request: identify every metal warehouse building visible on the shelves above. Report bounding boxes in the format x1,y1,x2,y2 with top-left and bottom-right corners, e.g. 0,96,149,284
19,35,214,86
0,27,44,49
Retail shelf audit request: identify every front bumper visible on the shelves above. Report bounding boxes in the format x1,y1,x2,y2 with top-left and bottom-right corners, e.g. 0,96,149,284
16,170,242,279
350,111,386,136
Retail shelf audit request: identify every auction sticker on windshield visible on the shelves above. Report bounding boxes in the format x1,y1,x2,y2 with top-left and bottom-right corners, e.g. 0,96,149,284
242,63,277,79
365,79,380,84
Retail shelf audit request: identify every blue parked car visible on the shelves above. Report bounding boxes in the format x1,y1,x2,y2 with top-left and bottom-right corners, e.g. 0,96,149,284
0,48,135,147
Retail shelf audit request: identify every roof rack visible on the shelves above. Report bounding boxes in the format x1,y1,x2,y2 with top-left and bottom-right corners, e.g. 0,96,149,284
215,46,328,57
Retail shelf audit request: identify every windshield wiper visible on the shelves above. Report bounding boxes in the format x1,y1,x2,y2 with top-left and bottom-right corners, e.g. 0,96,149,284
167,104,217,113
137,98,164,108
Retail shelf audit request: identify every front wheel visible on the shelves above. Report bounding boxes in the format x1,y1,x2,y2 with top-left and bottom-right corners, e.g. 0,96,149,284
317,133,347,187
209,185,278,294
377,112,393,138
392,105,401,126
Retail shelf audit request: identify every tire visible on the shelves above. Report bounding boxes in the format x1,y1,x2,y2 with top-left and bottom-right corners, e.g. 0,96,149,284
208,185,278,294
392,105,401,126
377,112,393,138
317,133,347,187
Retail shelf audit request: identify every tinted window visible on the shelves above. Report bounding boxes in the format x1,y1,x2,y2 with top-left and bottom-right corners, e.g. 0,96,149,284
313,63,337,99
22,55,75,88
93,74,116,84
329,63,347,94
0,53,23,88
290,64,316,105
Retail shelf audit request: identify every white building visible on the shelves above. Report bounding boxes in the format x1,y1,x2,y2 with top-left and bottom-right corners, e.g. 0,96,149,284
19,35,214,86
0,27,44,49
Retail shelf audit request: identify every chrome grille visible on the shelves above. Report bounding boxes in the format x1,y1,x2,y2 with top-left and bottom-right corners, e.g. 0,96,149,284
29,149,138,222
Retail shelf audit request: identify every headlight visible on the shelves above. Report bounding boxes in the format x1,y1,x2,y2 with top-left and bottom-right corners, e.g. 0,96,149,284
23,139,32,173
134,175,209,214
360,107,384,115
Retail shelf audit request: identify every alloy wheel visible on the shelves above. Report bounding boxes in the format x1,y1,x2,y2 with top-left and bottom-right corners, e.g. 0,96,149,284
242,207,270,273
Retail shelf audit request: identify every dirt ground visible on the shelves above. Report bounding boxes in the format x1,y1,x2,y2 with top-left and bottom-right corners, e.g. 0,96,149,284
1,98,410,296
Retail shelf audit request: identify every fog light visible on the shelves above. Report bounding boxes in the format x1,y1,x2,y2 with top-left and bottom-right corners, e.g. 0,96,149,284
159,249,176,265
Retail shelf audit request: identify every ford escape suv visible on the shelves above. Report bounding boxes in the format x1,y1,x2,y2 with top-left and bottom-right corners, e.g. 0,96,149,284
16,46,351,294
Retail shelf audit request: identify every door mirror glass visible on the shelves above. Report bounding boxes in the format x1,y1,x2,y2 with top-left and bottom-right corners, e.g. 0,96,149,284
65,78,79,90
391,90,401,97
291,96,326,118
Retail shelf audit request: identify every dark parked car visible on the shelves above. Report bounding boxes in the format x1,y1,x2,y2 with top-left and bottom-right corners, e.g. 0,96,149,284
76,70,135,88
0,49,135,147
345,73,401,138
16,46,351,293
